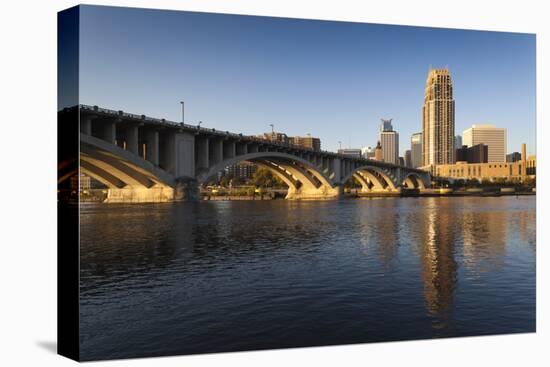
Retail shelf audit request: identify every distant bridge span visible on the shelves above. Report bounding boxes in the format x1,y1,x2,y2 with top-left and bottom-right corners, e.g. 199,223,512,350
63,105,431,202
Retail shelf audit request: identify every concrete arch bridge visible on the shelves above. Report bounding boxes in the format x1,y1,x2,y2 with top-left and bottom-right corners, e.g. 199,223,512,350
64,105,431,203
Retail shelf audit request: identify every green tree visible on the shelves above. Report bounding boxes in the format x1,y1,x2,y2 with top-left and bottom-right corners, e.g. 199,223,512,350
252,168,285,188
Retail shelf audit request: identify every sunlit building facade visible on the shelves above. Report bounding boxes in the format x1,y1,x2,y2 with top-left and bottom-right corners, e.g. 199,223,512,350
463,124,506,163
422,68,455,165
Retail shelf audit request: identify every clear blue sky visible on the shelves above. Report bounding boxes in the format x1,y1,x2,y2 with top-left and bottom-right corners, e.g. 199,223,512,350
78,5,536,155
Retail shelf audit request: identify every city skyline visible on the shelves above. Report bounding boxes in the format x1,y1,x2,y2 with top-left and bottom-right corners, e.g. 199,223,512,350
77,6,536,155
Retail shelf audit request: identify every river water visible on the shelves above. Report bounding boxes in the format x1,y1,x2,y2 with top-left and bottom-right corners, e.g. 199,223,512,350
79,196,536,360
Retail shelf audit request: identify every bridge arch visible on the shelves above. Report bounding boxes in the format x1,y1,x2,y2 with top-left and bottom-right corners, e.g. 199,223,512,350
401,172,429,189
197,152,340,200
342,165,399,192
79,133,177,202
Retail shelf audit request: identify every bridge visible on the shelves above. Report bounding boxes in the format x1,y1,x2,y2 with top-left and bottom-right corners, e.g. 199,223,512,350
60,105,431,202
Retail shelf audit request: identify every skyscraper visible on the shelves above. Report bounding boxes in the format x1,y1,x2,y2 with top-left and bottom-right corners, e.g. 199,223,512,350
422,67,455,166
380,118,393,132
455,135,462,150
463,124,506,163
410,132,423,168
405,150,412,168
379,118,399,164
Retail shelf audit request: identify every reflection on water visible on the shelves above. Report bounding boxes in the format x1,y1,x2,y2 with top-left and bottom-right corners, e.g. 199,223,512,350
79,197,536,361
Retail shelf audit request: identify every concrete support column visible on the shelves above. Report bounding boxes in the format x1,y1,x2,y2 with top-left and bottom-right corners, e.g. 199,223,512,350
102,120,116,144
144,130,159,166
126,125,139,155
223,140,236,160
161,131,195,177
236,142,248,156
332,158,342,183
209,138,223,166
248,144,258,153
80,117,92,135
196,137,209,171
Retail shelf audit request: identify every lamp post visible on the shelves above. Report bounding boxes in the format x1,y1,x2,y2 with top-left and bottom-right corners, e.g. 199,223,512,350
180,101,184,123
198,121,203,129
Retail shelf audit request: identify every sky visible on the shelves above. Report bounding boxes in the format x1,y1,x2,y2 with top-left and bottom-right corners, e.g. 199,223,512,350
78,5,536,155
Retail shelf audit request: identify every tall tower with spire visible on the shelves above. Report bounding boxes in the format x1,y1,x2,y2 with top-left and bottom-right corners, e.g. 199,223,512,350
422,67,455,166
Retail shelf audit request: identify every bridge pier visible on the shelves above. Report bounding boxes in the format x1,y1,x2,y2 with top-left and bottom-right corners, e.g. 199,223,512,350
285,183,343,200
195,136,209,172
104,185,175,203
101,120,116,144
125,125,139,155
143,130,159,165
174,178,200,201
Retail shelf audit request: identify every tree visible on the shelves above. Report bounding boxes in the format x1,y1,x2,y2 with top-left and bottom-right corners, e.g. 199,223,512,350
252,168,285,188
219,175,230,187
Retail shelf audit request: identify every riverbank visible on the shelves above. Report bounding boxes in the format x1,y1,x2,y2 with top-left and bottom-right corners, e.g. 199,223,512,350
354,188,535,198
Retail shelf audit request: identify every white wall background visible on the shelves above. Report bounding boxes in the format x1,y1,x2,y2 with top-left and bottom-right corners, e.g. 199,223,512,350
0,0,547,366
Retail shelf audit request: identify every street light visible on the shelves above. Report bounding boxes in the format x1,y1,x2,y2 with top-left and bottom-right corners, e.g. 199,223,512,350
180,101,185,123
338,141,342,150
198,121,203,129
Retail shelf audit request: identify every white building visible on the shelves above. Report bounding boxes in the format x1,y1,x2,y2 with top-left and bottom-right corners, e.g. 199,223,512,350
463,124,506,163
361,146,376,159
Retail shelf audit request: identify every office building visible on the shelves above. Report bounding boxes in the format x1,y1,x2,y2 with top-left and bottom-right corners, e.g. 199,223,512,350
289,136,321,151
456,143,488,163
374,141,383,161
436,143,535,180
379,118,399,164
225,162,258,181
337,148,362,158
361,146,376,159
411,132,422,168
506,152,522,163
463,124,506,163
380,118,393,132
455,135,462,150
422,67,455,165
411,132,423,168
257,132,289,144
405,150,412,167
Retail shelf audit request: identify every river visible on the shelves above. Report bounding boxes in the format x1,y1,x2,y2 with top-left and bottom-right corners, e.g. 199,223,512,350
79,196,536,360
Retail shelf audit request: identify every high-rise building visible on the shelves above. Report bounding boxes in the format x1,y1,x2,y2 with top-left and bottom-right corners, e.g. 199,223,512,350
380,131,399,164
455,135,462,150
289,136,321,151
411,132,423,168
379,118,398,164
422,67,455,165
398,157,405,166
380,118,393,132
463,124,506,162
405,150,412,168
